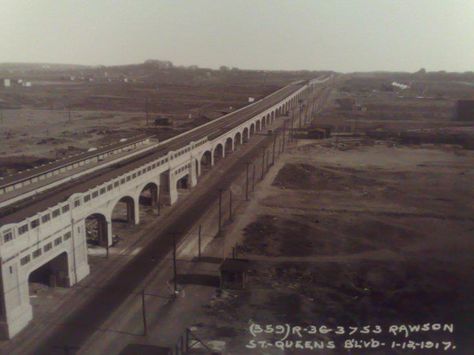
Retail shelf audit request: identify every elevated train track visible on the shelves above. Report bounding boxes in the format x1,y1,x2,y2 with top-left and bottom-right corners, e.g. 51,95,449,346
0,80,307,226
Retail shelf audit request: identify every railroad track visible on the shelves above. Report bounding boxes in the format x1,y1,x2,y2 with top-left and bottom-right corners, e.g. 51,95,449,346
0,81,306,224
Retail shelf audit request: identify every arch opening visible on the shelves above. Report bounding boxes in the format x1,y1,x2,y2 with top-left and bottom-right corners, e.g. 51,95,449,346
224,137,233,155
242,127,249,143
112,196,136,224
176,175,189,190
213,143,224,164
200,150,212,176
110,196,137,245
234,131,242,148
139,182,158,207
86,213,108,247
28,252,69,289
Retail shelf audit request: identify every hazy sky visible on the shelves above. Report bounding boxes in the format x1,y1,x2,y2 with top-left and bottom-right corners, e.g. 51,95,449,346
1,0,473,72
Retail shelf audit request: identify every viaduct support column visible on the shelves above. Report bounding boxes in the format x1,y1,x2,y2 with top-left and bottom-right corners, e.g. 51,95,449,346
169,170,178,205
71,219,90,284
133,197,140,225
190,159,198,187
0,262,32,339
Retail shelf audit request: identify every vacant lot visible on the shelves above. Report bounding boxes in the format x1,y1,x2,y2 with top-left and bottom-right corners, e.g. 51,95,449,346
189,138,474,354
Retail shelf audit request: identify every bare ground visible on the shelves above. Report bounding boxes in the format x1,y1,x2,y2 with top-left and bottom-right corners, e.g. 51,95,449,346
186,138,474,354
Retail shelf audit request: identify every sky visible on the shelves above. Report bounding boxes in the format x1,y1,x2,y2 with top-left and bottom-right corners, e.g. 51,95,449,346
1,0,473,72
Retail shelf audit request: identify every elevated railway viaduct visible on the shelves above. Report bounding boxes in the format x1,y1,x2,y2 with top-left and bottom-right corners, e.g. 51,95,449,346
0,77,328,338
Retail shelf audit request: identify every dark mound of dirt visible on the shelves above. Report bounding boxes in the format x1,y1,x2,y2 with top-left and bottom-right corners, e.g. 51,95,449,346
272,163,319,190
241,215,312,257
272,163,379,191
240,214,419,258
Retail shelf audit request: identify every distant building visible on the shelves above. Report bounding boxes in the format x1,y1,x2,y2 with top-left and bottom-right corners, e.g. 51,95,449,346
455,100,474,121
2,79,11,87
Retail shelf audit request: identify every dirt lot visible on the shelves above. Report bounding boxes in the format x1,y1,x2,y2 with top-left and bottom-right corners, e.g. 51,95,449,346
0,66,318,176
186,138,474,354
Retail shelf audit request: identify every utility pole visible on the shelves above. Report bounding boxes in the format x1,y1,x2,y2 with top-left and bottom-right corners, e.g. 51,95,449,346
229,190,233,222
299,106,302,129
173,234,177,294
198,224,202,258
290,117,294,143
245,162,250,201
145,98,149,126
252,164,256,192
272,134,276,166
157,184,161,215
218,188,223,234
142,289,148,336
266,151,270,173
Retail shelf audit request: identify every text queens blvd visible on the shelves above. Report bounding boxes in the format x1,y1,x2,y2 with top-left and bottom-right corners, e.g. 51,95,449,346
248,322,455,339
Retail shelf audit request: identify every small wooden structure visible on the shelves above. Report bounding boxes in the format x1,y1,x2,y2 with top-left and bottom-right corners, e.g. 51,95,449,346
219,258,249,290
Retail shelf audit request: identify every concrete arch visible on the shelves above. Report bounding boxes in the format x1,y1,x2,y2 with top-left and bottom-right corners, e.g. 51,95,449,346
85,212,109,247
261,117,266,129
250,123,255,136
199,150,212,176
139,182,158,207
234,131,242,146
242,127,249,143
224,136,234,155
28,251,70,288
176,174,189,190
111,195,138,226
213,143,224,164
256,120,261,132
266,114,271,126
271,111,275,123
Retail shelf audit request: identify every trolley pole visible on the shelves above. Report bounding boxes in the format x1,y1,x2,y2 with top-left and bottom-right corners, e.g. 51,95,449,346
142,289,148,336
218,188,223,234
252,164,256,192
173,234,177,294
229,190,233,222
245,162,250,201
198,224,202,259
272,134,276,166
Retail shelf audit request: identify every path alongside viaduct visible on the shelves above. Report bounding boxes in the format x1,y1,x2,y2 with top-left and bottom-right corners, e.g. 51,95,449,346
0,77,330,339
